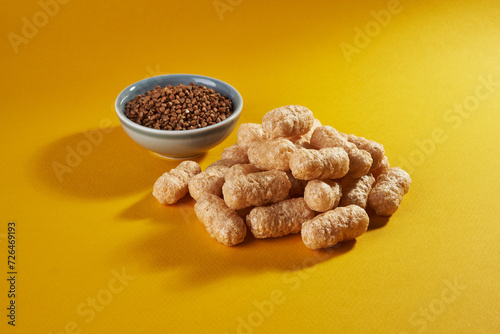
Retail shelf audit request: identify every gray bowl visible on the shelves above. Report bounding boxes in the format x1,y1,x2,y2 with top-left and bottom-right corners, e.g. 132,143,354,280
115,74,243,159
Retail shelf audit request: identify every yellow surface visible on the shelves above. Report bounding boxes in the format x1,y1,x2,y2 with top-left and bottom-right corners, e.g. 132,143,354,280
1,0,500,333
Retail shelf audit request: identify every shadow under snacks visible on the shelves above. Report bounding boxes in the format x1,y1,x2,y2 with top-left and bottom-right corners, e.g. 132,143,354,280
118,193,356,288
366,206,390,230
32,126,204,199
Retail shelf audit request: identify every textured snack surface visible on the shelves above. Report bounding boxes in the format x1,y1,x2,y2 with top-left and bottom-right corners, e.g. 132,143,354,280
340,174,376,208
188,165,229,200
152,104,412,250
237,123,266,151
347,134,385,170
301,205,369,249
248,138,297,171
194,194,247,246
368,167,412,216
343,142,373,178
153,161,201,204
262,105,314,138
310,125,347,149
289,147,349,180
371,156,390,179
293,118,322,148
220,144,250,165
224,164,262,182
207,159,240,169
246,198,315,238
222,170,291,210
310,126,372,178
304,180,342,212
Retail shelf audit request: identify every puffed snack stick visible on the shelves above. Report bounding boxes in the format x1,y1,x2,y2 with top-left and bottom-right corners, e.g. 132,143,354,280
310,126,372,178
262,105,314,138
289,147,349,180
346,134,385,171
340,173,376,209
293,118,322,149
371,156,390,179
301,205,369,249
194,194,247,246
224,164,262,182
220,144,250,165
246,198,315,238
188,165,229,201
304,180,342,212
247,138,297,171
222,170,291,210
237,123,267,151
368,167,411,216
153,160,201,205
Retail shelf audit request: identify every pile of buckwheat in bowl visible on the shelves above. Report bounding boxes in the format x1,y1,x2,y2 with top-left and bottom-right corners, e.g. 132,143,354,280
124,82,233,131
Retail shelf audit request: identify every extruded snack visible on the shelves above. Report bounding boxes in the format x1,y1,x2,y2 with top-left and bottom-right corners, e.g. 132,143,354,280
224,164,262,182
293,118,322,148
220,144,250,165
222,170,291,210
347,134,385,170
247,138,297,171
262,105,314,138
368,167,411,216
237,123,266,151
340,173,376,208
188,165,229,201
310,126,372,178
151,104,412,250
285,171,307,197
371,156,390,179
153,161,202,205
310,125,347,149
304,180,342,212
194,194,247,246
246,198,315,238
343,142,373,178
301,205,369,249
289,147,349,180
302,118,322,141
207,159,239,169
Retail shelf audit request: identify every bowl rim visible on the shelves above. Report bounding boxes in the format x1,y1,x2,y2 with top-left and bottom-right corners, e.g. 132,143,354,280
115,73,243,136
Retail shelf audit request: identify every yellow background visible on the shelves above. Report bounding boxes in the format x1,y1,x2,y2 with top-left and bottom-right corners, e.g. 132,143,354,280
2,0,499,333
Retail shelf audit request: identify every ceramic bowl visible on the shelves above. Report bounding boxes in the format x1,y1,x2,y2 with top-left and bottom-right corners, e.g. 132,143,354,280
115,74,243,159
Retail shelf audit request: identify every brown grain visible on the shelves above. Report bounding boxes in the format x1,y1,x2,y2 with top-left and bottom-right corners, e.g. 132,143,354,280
124,82,233,130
